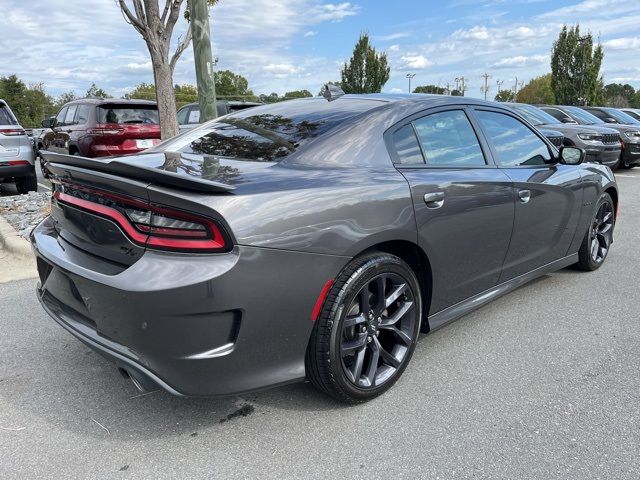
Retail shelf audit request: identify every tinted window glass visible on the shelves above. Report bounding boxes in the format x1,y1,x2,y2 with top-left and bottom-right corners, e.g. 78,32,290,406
542,107,572,123
412,110,485,166
623,110,640,121
97,105,159,124
391,125,424,164
476,110,551,167
0,105,17,125
55,107,68,125
511,104,560,125
584,109,609,122
76,105,91,124
157,98,381,162
603,108,640,125
177,106,189,125
564,106,603,125
64,105,78,125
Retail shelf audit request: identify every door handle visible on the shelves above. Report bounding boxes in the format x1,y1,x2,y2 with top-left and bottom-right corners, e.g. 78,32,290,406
518,189,531,204
423,192,445,209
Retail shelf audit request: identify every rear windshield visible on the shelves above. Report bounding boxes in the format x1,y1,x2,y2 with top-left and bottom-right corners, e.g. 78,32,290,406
155,98,380,162
0,104,18,125
97,104,159,125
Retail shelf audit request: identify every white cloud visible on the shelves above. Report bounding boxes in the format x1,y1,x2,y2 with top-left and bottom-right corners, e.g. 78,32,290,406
388,44,400,53
389,88,403,93
400,55,433,70
126,61,153,71
492,54,549,68
304,30,318,37
310,2,360,22
603,37,640,51
374,32,411,41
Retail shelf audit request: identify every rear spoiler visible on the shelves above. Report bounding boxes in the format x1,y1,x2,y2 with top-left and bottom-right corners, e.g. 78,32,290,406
41,152,235,193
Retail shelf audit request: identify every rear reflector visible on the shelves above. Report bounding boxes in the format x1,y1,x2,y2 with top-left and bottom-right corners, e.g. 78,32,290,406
311,279,334,321
0,160,31,166
53,186,229,253
0,128,26,136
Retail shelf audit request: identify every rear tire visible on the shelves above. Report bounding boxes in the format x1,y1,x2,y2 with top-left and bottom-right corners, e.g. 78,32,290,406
306,252,422,403
15,174,38,194
576,193,614,271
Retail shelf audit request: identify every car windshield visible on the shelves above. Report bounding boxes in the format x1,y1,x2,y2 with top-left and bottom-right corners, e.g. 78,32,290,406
155,98,380,162
97,105,159,124
511,104,560,126
564,106,603,125
0,104,18,125
604,108,640,125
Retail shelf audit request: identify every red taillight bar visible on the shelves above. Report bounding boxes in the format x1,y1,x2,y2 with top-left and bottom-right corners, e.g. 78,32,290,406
53,190,227,252
0,128,26,136
0,160,30,166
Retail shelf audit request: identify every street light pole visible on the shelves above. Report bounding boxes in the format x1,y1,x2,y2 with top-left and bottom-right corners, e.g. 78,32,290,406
406,73,416,93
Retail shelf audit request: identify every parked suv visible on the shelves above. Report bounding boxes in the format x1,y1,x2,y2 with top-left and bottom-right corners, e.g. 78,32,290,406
41,99,161,159
177,100,263,132
620,108,640,122
0,99,37,193
540,105,640,169
509,103,620,168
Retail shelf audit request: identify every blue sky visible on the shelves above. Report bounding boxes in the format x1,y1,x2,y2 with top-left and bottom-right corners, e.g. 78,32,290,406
2,0,640,99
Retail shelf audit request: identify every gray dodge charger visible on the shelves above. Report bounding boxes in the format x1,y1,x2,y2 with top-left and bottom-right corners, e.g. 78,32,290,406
35,93,618,403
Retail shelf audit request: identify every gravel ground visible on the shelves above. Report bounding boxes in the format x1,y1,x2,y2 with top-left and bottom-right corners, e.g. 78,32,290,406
1,171,639,479
0,192,51,239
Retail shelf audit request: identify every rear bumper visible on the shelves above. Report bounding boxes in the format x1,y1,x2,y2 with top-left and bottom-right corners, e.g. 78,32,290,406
0,163,35,179
32,216,348,396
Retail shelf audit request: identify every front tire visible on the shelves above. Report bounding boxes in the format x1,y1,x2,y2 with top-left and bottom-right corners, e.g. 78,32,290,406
306,253,422,403
576,193,614,271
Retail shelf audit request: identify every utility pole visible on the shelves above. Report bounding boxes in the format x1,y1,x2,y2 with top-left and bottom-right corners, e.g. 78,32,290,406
406,73,416,93
445,82,451,95
481,72,491,100
190,0,217,123
578,35,591,105
455,76,467,96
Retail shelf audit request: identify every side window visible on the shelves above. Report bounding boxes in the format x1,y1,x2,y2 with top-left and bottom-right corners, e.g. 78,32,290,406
412,110,486,166
64,105,78,125
584,109,608,122
187,107,201,124
55,107,68,126
177,106,189,125
76,105,91,125
476,110,551,167
391,125,424,165
543,108,570,123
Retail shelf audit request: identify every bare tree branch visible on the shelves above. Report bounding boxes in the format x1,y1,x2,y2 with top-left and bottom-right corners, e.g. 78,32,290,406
161,0,172,23
117,0,147,34
132,0,147,28
164,0,183,33
170,24,192,72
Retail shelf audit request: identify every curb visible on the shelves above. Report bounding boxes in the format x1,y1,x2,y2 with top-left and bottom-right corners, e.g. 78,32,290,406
0,214,33,258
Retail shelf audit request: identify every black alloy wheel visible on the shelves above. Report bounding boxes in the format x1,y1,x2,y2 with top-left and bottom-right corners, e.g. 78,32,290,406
306,253,422,403
577,193,615,270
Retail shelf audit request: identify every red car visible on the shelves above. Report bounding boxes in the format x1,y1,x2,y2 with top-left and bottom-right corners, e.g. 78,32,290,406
41,99,161,160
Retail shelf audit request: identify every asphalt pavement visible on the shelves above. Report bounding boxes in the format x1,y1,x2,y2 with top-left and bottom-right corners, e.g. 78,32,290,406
1,169,639,479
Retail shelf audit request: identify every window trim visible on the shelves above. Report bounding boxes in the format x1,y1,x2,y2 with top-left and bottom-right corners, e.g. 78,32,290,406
468,106,558,169
384,105,497,170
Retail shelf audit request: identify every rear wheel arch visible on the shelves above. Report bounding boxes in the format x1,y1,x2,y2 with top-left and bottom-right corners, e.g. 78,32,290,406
358,240,433,332
605,186,618,217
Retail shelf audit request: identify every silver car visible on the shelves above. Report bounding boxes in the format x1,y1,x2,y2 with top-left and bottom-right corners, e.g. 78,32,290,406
0,99,37,193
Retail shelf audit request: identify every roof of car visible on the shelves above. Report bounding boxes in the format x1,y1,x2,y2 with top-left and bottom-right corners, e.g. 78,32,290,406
63,98,157,106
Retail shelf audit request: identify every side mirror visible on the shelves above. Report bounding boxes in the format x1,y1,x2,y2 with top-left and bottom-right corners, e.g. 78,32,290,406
561,117,574,124
41,117,56,129
605,118,617,124
559,146,585,165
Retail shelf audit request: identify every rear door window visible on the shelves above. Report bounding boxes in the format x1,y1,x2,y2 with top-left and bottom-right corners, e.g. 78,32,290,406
412,110,486,166
97,105,159,124
476,110,551,167
76,104,92,125
391,125,424,165
55,107,68,126
64,105,78,125
177,107,189,125
0,104,18,125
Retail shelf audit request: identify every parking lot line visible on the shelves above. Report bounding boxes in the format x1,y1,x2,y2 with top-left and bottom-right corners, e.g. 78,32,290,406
38,183,51,191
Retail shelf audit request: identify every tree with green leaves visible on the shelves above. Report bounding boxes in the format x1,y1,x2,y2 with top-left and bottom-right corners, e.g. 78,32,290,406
284,90,312,99
340,33,390,94
413,85,446,94
117,0,218,139
0,75,56,126
86,83,111,99
551,25,604,106
258,92,282,104
515,74,555,104
214,70,254,100
602,83,636,108
494,89,515,102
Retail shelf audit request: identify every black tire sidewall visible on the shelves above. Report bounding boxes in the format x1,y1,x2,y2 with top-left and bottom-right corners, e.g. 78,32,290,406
582,193,614,270
325,255,422,401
